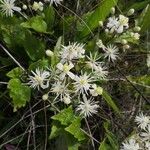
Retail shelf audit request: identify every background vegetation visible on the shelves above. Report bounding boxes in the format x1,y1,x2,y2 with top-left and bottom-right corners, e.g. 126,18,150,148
0,0,150,149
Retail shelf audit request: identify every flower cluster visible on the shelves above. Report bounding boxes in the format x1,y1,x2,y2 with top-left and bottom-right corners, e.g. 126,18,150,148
121,113,150,150
28,42,106,118
0,0,63,16
97,8,141,63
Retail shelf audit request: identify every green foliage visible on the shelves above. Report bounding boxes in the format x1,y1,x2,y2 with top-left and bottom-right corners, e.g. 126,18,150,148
29,59,49,70
51,106,75,126
140,4,150,32
98,122,119,150
44,6,55,31
127,0,150,11
65,117,85,141
23,32,45,61
102,90,120,114
50,107,85,149
7,67,24,78
99,138,112,150
77,0,118,39
50,36,62,67
7,78,31,111
49,121,63,139
21,16,47,33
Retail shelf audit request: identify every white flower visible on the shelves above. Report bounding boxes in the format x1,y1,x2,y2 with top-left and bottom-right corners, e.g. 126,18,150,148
51,81,69,102
104,44,119,62
90,84,103,96
140,125,150,141
145,141,150,150
42,94,49,101
86,52,101,71
32,1,43,11
135,113,150,130
73,73,93,94
117,15,129,33
76,94,99,118
63,94,71,105
0,0,21,17
121,138,140,150
56,62,75,79
60,42,85,62
93,64,108,80
45,0,63,6
106,17,119,30
28,68,50,90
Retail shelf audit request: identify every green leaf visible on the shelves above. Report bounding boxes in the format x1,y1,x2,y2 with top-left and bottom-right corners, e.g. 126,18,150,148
77,0,118,39
99,138,112,150
102,90,120,114
51,106,75,126
103,122,119,150
125,0,150,11
51,36,62,67
67,134,81,150
139,4,150,32
65,117,85,141
21,16,47,33
44,6,55,30
8,79,31,110
23,32,45,61
49,121,63,140
7,67,24,78
29,59,49,70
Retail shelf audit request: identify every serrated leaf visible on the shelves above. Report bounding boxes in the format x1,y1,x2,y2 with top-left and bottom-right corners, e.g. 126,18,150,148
21,16,47,33
23,32,45,61
51,106,75,126
8,79,31,110
77,0,118,39
7,67,24,78
102,90,120,114
65,117,85,141
49,121,63,140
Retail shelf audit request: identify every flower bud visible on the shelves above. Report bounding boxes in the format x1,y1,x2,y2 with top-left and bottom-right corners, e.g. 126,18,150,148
123,44,130,49
99,21,103,27
134,26,141,32
22,4,27,10
63,96,71,105
127,9,135,16
42,94,49,101
121,39,127,45
46,50,54,57
105,29,109,33
111,7,115,15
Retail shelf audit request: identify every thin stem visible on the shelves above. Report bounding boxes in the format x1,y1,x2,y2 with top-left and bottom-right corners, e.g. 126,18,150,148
85,118,95,150
44,102,48,150
0,44,25,71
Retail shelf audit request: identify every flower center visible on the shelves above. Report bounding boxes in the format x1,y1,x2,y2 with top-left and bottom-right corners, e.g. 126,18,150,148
63,64,70,73
35,75,43,83
80,79,87,85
